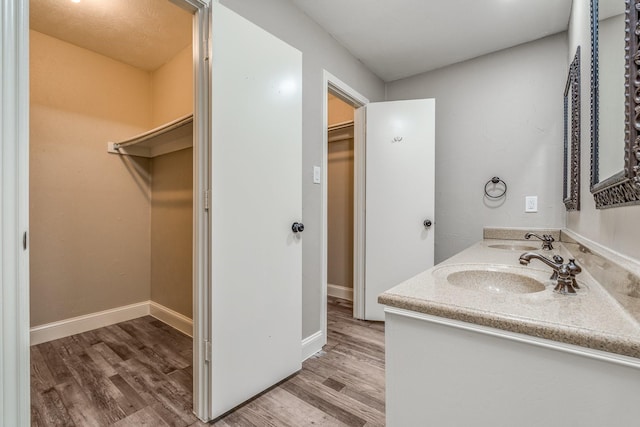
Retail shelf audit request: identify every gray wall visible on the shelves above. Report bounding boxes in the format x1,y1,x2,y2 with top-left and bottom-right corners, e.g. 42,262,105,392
219,0,385,338
386,34,568,263
567,0,640,262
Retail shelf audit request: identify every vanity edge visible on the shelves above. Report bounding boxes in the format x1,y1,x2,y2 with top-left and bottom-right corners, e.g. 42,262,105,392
378,290,640,359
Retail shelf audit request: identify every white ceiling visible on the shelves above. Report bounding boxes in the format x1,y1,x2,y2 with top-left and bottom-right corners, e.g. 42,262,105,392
30,0,574,80
292,0,573,82
30,0,192,72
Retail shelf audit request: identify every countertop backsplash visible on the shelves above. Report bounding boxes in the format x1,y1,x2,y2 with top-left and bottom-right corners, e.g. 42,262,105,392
561,229,640,325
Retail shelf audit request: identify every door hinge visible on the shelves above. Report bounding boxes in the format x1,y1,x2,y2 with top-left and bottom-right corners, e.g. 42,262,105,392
204,189,210,211
23,231,28,250
204,340,212,363
203,6,211,62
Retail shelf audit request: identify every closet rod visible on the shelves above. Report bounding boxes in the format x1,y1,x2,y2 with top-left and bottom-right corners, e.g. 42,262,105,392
328,120,354,132
112,114,193,150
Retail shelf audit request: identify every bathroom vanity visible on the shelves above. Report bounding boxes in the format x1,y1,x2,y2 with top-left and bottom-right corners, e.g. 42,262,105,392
379,229,640,426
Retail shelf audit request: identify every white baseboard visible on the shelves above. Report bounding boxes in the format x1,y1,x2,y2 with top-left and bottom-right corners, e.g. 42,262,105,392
30,301,150,346
30,300,193,345
327,283,353,301
149,301,193,337
301,330,325,361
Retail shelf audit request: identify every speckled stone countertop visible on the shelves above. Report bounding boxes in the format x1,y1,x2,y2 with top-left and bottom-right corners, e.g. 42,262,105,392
378,239,640,359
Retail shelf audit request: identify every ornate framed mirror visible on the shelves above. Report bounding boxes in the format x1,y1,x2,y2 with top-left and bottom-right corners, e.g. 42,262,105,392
590,0,640,208
564,46,581,211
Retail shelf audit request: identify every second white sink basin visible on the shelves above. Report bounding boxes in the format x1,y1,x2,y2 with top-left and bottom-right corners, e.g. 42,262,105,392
487,243,538,251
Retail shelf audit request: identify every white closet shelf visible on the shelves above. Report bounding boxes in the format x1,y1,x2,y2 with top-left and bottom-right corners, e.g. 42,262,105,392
328,120,354,131
107,113,193,158
328,120,354,143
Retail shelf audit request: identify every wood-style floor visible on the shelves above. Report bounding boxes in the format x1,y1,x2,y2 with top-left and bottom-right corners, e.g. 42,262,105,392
30,297,385,426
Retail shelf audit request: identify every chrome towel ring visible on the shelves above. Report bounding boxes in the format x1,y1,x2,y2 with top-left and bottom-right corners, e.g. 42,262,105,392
484,177,507,199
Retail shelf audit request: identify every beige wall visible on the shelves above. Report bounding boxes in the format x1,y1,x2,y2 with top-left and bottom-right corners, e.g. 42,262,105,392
327,138,354,288
149,45,194,318
327,95,355,289
328,93,355,125
30,30,153,326
151,44,193,127
566,0,640,263
150,148,193,317
30,29,193,326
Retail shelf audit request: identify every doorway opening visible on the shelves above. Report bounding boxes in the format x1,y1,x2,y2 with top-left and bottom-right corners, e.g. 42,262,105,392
327,94,355,303
28,0,211,422
322,71,369,344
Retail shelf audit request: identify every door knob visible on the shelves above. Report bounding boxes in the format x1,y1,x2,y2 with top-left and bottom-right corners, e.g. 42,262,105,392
292,222,304,233
423,219,432,228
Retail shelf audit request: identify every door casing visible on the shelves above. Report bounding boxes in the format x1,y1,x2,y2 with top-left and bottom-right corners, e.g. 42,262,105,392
321,71,369,350
1,1,30,425
1,0,214,423
171,0,213,421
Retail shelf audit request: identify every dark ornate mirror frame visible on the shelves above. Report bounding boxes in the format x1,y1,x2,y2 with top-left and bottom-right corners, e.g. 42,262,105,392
590,0,640,208
564,46,581,211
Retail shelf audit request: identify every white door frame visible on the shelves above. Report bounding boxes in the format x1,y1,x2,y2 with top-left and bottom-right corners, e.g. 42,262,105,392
1,1,30,425
171,0,212,421
322,71,369,342
1,0,213,423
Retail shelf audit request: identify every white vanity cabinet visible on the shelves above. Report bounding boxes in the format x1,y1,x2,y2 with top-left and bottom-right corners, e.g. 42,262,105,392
385,307,640,427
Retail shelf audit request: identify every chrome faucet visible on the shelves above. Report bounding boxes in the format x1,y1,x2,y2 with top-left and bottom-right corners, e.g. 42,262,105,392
524,232,554,250
519,252,582,295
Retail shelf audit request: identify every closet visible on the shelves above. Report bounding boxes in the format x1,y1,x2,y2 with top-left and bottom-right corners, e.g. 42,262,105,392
327,94,356,302
29,1,195,340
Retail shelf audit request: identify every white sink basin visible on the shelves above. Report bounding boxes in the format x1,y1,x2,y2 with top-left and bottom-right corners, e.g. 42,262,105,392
432,264,549,295
446,270,546,294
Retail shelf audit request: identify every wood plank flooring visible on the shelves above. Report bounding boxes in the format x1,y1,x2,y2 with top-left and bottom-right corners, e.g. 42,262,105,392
31,297,385,426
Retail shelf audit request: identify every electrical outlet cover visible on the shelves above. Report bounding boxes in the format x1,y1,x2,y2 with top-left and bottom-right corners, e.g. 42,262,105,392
525,196,538,213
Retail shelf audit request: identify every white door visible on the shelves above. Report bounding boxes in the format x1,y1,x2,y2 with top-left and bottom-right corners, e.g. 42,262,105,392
364,99,435,321
210,3,302,418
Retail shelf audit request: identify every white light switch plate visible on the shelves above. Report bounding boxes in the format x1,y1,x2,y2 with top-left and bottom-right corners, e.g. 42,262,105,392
313,166,321,184
525,196,538,213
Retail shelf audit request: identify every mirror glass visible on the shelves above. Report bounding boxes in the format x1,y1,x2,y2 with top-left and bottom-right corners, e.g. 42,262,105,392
597,0,625,181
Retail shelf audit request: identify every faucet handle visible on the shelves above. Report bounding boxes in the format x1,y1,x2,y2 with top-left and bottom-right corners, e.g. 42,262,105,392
548,255,564,280
554,264,578,295
542,235,554,250
567,259,582,289
567,259,581,274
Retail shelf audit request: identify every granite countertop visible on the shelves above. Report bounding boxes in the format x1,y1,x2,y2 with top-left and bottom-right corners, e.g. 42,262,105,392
378,239,640,359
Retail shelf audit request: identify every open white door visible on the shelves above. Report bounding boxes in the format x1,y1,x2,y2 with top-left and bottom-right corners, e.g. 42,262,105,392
210,3,302,419
363,99,435,321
